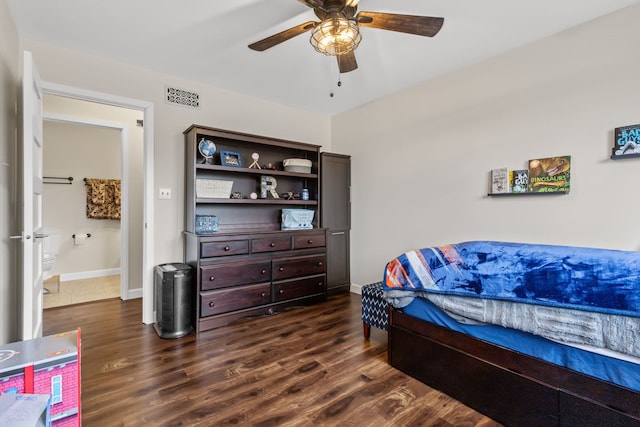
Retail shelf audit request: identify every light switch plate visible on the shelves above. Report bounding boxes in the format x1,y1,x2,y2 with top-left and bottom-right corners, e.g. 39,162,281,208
159,188,171,199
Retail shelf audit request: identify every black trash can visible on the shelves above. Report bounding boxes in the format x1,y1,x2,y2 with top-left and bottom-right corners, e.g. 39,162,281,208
154,263,193,338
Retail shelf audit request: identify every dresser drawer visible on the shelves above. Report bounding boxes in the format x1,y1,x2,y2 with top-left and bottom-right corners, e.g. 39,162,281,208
201,240,249,258
274,275,326,301
200,283,271,316
273,254,326,280
293,232,325,249
252,235,292,253
200,261,271,291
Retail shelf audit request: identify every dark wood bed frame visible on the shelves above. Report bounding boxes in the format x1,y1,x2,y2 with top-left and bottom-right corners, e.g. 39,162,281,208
388,307,640,427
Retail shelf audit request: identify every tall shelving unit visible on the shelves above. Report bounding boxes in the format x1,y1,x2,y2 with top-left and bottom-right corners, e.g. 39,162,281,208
184,125,321,233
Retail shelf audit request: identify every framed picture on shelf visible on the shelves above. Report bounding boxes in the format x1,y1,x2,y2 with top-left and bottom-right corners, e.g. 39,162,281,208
528,155,570,193
221,150,242,167
490,168,509,194
510,169,529,193
612,124,640,157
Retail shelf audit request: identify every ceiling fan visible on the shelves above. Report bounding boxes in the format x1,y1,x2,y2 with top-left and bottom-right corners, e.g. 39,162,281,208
248,0,444,73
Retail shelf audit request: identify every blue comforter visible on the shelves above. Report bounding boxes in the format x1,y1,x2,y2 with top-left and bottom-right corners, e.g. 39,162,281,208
383,241,640,317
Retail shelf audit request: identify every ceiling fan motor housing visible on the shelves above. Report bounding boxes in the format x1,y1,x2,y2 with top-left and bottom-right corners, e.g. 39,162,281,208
310,11,361,56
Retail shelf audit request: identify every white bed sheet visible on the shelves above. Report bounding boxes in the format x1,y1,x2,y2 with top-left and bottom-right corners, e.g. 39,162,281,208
421,293,640,360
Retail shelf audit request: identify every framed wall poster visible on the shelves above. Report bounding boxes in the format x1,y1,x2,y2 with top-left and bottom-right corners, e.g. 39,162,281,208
221,150,242,167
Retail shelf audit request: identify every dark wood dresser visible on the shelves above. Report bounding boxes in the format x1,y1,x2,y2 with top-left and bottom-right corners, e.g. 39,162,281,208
183,125,327,332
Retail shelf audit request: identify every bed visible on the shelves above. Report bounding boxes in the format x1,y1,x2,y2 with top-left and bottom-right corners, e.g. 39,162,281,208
382,241,640,426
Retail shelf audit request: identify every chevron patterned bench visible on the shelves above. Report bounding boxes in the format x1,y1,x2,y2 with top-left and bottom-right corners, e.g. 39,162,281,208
361,282,388,339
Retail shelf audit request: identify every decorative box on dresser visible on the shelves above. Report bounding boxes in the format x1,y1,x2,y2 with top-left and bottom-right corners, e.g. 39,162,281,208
183,125,327,333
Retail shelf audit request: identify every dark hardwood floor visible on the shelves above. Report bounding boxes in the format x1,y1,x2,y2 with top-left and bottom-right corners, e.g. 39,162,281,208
44,293,501,426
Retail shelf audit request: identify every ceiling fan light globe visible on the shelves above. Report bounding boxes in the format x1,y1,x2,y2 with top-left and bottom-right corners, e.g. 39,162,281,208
310,14,361,56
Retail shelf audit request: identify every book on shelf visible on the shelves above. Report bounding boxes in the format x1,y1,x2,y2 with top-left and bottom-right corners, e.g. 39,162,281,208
490,168,509,194
528,156,570,193
511,169,529,193
612,124,640,157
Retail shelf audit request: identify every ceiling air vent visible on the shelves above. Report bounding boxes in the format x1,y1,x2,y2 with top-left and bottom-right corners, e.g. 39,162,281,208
165,86,200,109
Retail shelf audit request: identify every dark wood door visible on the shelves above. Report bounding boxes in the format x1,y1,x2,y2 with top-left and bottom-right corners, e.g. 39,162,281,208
326,229,350,293
320,153,350,229
320,153,351,293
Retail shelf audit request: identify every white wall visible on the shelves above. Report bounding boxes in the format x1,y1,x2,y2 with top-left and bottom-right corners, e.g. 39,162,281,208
20,39,332,270
333,4,640,287
43,120,121,276
0,0,20,344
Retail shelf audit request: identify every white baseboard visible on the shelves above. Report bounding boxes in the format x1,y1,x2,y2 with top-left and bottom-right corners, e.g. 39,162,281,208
126,288,142,300
350,283,363,295
59,268,121,282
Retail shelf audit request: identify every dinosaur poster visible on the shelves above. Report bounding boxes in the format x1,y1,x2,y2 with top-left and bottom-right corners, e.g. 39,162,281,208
528,155,571,193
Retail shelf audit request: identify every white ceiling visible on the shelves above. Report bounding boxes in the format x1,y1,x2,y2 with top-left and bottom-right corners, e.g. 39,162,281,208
6,0,640,115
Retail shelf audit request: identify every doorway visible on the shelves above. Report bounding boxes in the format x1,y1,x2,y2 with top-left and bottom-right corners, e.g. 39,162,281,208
42,112,129,307
40,82,155,325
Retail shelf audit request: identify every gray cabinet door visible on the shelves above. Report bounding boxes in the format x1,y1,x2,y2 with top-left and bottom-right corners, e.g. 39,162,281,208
326,229,350,293
320,153,350,229
321,153,351,293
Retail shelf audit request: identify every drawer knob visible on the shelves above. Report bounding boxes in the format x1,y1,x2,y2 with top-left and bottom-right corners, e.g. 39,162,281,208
279,266,284,272
270,242,276,247
261,292,267,298
318,282,323,287
224,246,230,251
209,276,215,281
261,269,267,275
317,262,323,267
208,301,215,307
279,289,284,295
307,239,313,244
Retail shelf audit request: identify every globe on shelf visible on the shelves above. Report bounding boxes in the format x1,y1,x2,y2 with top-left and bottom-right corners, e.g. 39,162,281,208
198,138,217,164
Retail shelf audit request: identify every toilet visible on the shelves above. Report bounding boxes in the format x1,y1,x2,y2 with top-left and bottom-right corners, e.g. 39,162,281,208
41,228,61,281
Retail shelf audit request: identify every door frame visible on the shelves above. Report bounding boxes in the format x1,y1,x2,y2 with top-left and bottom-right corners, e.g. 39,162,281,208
41,81,155,324
43,113,130,300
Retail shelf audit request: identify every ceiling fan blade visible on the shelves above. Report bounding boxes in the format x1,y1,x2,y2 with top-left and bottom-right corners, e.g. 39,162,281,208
249,21,316,51
298,0,324,9
356,12,444,37
298,0,359,7
337,51,358,73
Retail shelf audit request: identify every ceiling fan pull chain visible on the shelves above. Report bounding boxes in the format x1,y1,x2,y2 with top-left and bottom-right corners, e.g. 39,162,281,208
330,70,344,97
